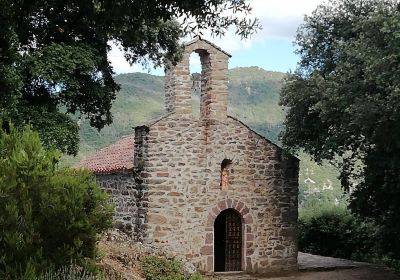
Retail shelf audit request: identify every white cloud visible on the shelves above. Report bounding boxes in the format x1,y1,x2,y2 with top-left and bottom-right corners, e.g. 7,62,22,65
108,0,325,74
251,0,322,19
108,42,164,75
251,0,325,40
186,0,325,52
108,43,142,74
191,0,323,49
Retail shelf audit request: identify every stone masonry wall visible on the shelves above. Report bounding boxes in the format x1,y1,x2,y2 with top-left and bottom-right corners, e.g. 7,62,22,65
134,114,299,274
97,172,148,242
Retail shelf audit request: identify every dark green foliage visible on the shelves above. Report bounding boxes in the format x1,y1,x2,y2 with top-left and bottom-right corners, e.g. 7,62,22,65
140,256,203,280
8,102,80,156
298,204,400,273
0,0,259,155
299,205,377,260
0,125,113,279
280,0,400,259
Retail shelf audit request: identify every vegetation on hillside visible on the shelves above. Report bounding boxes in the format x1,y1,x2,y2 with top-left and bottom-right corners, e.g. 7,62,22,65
228,67,286,140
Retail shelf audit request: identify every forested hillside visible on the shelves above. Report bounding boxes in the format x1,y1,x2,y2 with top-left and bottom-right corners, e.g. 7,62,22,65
63,67,344,206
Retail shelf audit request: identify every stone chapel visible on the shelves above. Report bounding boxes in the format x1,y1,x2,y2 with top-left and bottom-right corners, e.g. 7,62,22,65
76,37,299,274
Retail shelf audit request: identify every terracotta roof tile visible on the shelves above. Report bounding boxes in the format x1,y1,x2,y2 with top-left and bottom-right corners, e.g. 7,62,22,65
74,135,134,173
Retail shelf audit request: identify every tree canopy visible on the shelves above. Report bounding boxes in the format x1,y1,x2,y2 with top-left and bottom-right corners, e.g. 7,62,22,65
280,0,400,257
0,0,260,155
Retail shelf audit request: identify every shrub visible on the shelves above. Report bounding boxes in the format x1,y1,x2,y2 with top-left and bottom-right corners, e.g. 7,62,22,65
188,273,204,280
140,256,184,280
298,201,400,274
140,256,203,280
0,125,113,279
298,203,377,260
36,265,96,280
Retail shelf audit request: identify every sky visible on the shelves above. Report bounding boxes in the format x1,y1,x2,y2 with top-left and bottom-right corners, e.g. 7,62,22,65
108,0,325,76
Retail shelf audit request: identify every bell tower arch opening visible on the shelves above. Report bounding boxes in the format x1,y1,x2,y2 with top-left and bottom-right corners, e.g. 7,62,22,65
189,52,201,119
164,37,230,121
189,49,211,120
214,209,243,272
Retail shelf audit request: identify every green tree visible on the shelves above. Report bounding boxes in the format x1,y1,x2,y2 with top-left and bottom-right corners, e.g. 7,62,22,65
0,125,113,279
298,204,377,260
0,0,260,155
280,0,400,258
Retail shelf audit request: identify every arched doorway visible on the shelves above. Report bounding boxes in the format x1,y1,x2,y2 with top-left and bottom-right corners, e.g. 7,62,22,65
214,209,243,271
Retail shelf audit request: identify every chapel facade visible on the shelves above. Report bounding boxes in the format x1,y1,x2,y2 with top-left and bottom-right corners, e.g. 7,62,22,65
76,37,299,274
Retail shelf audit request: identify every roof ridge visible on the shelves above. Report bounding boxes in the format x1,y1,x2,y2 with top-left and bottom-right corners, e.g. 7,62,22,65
184,36,232,57
227,115,299,161
134,112,173,129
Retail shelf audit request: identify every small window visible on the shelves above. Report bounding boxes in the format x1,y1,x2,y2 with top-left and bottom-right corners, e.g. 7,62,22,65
220,159,233,191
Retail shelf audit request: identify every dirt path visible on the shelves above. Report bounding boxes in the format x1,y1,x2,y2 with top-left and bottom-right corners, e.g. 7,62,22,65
266,267,400,280
271,252,400,280
298,252,366,270
210,267,399,280
210,253,399,280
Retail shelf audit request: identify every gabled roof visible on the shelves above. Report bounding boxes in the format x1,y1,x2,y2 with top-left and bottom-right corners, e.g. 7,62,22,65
74,135,135,173
227,115,300,161
134,113,172,129
185,36,232,57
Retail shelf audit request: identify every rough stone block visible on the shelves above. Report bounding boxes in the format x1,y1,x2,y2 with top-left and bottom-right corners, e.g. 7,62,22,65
200,245,212,256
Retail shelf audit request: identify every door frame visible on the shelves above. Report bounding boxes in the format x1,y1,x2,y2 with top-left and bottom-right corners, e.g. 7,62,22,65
202,199,254,273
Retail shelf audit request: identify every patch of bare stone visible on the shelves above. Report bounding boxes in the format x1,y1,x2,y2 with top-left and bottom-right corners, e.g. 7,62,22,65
98,229,196,280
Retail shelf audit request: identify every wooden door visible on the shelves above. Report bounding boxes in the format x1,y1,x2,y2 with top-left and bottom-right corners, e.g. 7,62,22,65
224,210,242,271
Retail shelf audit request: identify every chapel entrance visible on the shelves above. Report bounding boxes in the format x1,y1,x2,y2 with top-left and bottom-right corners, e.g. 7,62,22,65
214,209,242,271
